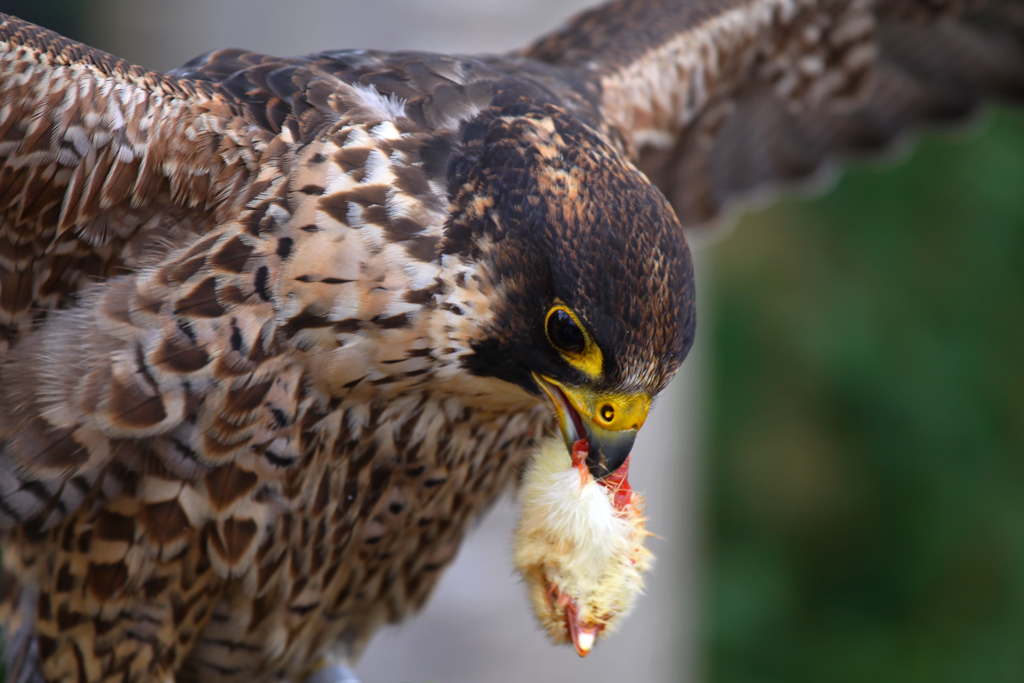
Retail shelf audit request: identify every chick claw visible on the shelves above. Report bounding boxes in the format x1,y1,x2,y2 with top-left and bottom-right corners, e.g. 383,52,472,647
565,599,601,657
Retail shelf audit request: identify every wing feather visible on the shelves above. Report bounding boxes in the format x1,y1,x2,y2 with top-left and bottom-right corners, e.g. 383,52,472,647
0,14,271,349
523,0,1024,226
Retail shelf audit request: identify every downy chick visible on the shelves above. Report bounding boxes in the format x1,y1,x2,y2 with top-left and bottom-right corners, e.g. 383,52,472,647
514,437,652,656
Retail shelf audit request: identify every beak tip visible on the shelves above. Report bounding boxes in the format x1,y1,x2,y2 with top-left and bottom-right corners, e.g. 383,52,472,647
585,427,637,480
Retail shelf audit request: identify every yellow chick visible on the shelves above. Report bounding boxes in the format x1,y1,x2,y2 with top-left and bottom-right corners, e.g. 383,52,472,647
514,436,652,656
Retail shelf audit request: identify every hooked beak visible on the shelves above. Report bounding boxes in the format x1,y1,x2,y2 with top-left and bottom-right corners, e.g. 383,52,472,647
534,374,651,480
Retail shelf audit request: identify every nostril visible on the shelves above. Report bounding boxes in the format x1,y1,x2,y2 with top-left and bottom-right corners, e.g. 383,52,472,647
599,404,614,424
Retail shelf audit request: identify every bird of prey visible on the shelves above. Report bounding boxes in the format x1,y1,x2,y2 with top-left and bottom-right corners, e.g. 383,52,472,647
0,0,1021,681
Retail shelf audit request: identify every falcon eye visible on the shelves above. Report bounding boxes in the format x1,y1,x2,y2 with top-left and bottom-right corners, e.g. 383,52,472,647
544,303,604,377
546,307,586,355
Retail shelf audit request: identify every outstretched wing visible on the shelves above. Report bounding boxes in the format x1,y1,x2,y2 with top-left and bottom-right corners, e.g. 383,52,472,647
0,15,270,350
523,0,1024,226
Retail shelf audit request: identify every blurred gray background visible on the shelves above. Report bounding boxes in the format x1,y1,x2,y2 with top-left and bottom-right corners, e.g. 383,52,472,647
3,1,705,681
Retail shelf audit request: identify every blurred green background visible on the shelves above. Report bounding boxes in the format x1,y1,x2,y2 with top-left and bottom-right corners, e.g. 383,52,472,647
706,110,1024,683
3,1,1024,681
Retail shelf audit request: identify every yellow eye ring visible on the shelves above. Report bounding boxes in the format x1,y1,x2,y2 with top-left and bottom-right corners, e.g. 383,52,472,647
544,303,603,377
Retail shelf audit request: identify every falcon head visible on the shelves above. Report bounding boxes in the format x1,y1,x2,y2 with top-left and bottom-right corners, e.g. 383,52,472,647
444,97,696,479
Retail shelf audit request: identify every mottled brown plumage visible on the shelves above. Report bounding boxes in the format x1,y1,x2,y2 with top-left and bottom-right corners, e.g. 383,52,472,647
0,1,1022,681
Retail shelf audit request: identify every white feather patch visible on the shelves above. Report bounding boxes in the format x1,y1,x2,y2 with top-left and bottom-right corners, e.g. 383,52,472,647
349,82,407,122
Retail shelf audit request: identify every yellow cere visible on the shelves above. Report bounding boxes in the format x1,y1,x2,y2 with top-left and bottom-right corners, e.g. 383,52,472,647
592,391,650,431
567,385,651,433
540,375,651,434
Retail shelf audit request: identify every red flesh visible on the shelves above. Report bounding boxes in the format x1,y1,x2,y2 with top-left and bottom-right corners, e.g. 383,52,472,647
570,438,589,469
599,454,634,510
571,438,589,488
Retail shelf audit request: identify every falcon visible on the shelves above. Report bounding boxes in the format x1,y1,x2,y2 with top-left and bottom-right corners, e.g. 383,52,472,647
0,0,1021,681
